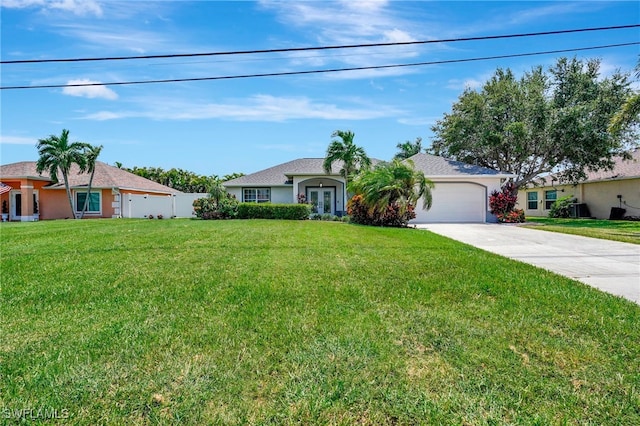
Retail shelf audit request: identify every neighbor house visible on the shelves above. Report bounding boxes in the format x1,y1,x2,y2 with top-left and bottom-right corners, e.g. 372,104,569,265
223,153,514,223
0,161,180,221
516,148,640,219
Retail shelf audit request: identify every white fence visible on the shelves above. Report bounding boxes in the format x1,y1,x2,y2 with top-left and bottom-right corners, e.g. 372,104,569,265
121,193,208,218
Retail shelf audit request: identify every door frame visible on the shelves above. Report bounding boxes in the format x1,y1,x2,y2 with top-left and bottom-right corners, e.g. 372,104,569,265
10,190,21,221
307,186,336,215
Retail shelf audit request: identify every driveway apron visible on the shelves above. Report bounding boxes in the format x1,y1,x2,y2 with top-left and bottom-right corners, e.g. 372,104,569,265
416,223,640,305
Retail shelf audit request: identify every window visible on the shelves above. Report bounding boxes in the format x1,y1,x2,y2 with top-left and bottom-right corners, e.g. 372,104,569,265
527,192,538,210
76,191,101,213
243,188,270,203
544,190,557,210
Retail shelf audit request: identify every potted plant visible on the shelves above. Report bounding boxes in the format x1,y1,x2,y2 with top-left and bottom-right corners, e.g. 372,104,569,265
1,200,8,222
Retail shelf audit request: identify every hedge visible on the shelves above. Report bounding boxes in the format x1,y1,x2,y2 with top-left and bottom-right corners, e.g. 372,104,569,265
236,203,312,220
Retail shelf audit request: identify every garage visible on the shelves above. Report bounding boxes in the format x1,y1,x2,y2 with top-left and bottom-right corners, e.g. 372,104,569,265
412,182,487,223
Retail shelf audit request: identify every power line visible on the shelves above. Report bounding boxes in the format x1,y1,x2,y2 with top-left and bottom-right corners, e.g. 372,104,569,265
2,24,638,65
2,42,636,90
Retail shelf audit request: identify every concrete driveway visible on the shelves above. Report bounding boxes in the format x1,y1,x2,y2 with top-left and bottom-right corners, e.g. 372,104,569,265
416,223,640,305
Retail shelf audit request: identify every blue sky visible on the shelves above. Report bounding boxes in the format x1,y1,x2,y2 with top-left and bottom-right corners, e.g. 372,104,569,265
1,1,638,176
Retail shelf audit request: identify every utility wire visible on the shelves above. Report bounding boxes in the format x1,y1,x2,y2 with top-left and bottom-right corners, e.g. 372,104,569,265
2,24,638,65
2,41,636,90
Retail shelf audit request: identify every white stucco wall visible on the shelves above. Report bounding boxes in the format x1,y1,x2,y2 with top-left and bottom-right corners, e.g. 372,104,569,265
271,187,294,204
411,177,504,223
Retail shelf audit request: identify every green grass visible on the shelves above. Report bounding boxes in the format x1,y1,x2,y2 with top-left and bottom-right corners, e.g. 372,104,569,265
523,217,640,244
1,219,639,425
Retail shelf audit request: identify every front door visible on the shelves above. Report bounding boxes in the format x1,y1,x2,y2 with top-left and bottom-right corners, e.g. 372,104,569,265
13,192,22,219
308,188,334,215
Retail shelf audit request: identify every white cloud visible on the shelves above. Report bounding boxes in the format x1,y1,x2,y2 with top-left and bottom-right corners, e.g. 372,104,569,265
259,0,423,74
62,79,118,100
397,117,437,126
383,28,415,44
0,135,37,145
446,78,483,90
83,94,402,122
2,0,103,16
52,23,170,54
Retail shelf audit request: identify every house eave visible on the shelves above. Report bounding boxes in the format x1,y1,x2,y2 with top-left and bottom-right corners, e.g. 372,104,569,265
428,174,515,179
0,175,52,182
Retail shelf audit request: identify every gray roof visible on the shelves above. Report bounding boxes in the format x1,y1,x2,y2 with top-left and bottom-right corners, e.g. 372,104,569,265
224,158,364,186
224,154,512,187
407,153,514,177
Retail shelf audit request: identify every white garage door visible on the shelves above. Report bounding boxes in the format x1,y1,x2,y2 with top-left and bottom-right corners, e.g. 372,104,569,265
411,182,486,223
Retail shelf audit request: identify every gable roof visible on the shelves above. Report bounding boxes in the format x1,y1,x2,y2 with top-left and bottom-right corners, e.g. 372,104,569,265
581,148,640,182
0,161,181,194
529,148,640,187
407,153,515,177
224,158,378,186
224,154,513,187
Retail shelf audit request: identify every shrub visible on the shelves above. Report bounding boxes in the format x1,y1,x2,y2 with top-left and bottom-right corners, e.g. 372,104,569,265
347,194,415,227
489,182,524,223
236,203,311,220
549,195,576,218
193,194,239,220
309,213,343,221
497,209,525,223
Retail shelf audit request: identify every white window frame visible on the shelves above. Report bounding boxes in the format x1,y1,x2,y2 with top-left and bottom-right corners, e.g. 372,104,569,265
75,190,102,215
527,191,538,210
243,188,270,203
544,190,557,210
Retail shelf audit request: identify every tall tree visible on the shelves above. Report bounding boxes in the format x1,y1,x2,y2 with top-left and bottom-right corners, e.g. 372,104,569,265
36,129,88,218
126,166,221,193
393,137,423,160
349,159,433,219
323,130,371,190
431,57,636,189
609,57,640,140
79,144,103,219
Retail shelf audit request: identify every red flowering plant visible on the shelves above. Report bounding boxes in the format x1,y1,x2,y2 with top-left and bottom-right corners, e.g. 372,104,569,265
489,182,525,223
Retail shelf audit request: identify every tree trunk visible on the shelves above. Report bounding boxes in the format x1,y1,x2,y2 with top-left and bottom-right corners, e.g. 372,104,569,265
80,170,96,219
62,170,76,219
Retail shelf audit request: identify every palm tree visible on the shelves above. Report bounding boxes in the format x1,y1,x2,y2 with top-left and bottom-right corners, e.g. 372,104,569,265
322,130,371,190
79,144,103,219
349,159,434,218
209,180,226,204
36,129,88,219
393,137,423,160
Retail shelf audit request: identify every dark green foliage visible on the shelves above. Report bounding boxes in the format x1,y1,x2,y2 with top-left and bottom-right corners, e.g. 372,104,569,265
347,159,433,227
323,130,371,189
193,195,238,219
236,203,311,220
347,194,415,227
549,195,576,218
431,58,637,188
393,137,423,160
36,129,90,218
126,166,245,193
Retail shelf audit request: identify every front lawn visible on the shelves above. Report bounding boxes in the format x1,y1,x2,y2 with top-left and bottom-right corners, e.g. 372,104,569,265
523,217,640,244
1,219,639,424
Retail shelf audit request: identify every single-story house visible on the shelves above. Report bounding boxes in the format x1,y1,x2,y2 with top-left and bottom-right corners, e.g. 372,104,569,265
0,161,180,221
223,153,514,223
516,148,640,219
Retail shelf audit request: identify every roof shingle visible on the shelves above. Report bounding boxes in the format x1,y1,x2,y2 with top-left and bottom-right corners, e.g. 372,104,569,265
0,161,180,194
407,153,513,177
